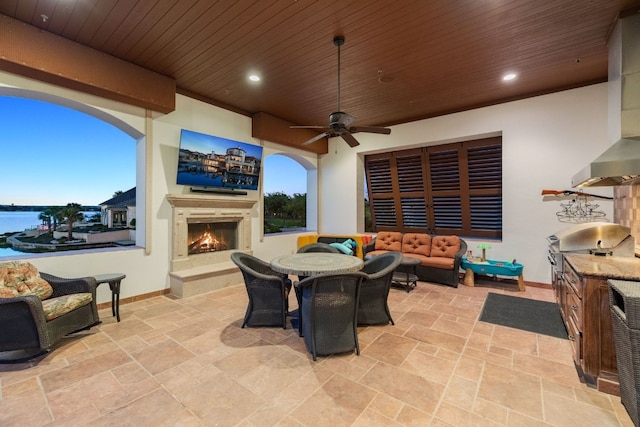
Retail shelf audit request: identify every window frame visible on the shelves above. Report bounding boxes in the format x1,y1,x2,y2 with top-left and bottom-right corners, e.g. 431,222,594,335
365,136,502,239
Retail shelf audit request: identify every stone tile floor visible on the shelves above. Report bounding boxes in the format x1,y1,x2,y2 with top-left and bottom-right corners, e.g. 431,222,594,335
0,279,635,426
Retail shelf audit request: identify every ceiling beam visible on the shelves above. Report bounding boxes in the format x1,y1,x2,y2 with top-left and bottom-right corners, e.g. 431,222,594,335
252,112,328,154
0,15,175,113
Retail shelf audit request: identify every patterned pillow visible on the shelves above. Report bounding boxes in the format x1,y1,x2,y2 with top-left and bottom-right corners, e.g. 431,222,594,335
0,261,53,300
42,293,92,321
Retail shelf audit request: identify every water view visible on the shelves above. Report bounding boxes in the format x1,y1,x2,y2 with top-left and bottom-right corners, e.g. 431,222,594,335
0,211,43,234
0,211,100,257
1,211,53,257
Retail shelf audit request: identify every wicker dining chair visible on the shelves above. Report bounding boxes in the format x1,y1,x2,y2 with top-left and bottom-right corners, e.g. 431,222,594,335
230,252,292,329
358,251,403,326
295,271,367,361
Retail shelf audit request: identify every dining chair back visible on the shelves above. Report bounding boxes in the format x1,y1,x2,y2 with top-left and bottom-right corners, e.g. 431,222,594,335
230,252,292,329
359,252,403,325
295,271,367,361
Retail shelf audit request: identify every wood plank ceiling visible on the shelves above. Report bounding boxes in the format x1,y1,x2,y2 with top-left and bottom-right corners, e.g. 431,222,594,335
1,0,640,129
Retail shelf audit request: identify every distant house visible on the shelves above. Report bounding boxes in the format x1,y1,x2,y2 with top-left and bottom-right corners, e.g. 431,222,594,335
99,187,136,228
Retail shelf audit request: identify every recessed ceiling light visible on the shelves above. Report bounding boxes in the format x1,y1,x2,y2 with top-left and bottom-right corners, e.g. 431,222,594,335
502,72,517,81
248,74,261,82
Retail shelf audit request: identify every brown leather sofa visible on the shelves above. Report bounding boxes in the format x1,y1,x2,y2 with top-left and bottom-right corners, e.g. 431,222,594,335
362,232,467,287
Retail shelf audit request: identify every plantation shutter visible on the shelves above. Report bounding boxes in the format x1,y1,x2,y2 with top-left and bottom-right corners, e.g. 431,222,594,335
396,150,428,230
365,136,502,238
466,138,502,237
428,146,462,233
365,155,397,228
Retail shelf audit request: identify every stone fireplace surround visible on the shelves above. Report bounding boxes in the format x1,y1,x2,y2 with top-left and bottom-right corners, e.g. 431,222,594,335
166,194,256,298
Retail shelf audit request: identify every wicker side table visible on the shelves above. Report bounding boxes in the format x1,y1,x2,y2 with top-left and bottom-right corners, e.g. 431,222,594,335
94,273,126,322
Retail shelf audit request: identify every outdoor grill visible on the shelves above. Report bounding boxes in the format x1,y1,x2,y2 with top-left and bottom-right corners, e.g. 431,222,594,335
547,222,635,285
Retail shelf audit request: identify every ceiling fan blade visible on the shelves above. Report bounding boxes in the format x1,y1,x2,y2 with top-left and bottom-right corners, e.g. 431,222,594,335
349,126,391,135
302,132,330,146
340,132,360,147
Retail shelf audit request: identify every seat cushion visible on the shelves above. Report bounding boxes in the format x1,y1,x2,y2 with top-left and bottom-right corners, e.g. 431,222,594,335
0,261,53,300
431,236,461,258
421,256,456,269
374,232,402,251
42,293,93,321
402,233,432,257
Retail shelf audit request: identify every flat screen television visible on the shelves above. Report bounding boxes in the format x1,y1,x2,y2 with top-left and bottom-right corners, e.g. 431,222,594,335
177,129,263,191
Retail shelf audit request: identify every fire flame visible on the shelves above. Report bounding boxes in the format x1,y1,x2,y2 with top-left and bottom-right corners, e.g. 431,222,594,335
188,225,232,254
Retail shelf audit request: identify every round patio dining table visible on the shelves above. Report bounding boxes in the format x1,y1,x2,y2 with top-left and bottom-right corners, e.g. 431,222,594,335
270,253,363,277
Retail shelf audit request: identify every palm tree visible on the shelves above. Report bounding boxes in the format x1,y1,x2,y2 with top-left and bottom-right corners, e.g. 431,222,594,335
38,211,51,232
59,203,84,240
53,207,65,232
40,206,61,232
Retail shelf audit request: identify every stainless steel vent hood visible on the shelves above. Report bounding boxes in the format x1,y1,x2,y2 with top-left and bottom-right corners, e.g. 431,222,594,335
572,11,640,187
572,137,640,187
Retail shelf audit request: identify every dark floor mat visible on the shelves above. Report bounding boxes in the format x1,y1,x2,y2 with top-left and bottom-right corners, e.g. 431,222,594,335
479,293,568,339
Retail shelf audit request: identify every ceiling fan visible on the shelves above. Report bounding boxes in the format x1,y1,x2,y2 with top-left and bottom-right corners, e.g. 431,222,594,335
291,35,391,148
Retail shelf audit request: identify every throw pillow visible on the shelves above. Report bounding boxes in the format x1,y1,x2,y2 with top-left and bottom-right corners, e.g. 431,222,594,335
0,261,53,300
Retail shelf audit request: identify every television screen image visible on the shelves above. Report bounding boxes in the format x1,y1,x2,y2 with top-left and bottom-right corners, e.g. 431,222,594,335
177,129,263,191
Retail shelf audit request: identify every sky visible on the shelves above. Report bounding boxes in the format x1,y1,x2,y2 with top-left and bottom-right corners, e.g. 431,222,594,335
0,96,305,206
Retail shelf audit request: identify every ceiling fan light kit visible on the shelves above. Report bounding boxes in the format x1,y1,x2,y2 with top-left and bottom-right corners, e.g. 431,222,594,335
292,35,391,148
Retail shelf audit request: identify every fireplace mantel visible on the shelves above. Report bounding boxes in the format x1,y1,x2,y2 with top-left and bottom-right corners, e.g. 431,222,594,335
167,194,257,210
167,194,257,297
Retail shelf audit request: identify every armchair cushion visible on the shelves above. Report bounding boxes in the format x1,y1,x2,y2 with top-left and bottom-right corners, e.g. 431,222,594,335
42,293,93,321
431,235,461,258
0,261,53,300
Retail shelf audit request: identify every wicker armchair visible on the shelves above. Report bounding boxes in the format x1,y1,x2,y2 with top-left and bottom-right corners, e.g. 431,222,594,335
0,263,100,363
358,251,403,326
295,272,367,361
230,252,292,329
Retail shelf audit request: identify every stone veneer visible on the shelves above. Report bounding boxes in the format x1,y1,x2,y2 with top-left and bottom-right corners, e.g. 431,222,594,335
614,185,640,253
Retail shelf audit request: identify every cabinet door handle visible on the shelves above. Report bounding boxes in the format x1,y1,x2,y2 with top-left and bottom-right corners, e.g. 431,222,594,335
571,305,578,311
568,335,575,341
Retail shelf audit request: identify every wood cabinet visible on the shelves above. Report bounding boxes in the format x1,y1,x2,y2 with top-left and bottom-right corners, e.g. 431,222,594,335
558,258,618,394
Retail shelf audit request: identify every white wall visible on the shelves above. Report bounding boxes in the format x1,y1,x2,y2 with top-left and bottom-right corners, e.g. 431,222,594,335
0,72,316,303
320,83,614,284
1,69,614,294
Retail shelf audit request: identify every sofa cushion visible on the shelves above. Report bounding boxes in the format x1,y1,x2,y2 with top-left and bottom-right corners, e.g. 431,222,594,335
41,293,93,321
421,256,456,269
402,233,432,257
374,232,402,251
0,261,53,300
431,235,461,258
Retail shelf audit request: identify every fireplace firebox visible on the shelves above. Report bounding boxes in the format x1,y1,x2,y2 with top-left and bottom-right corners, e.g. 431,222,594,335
187,221,237,255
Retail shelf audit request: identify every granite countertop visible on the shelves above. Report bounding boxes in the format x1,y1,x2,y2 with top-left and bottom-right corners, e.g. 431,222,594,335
565,253,640,281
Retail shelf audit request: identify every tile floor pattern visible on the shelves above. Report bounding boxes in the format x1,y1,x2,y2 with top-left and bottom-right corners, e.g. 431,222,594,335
0,279,636,426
